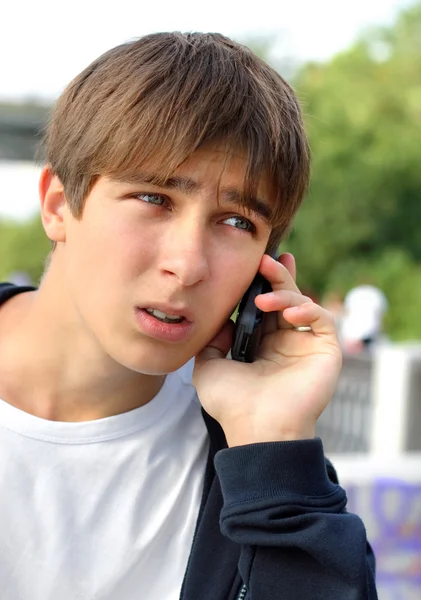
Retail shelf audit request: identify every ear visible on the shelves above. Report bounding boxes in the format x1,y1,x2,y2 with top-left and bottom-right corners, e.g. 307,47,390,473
39,165,67,243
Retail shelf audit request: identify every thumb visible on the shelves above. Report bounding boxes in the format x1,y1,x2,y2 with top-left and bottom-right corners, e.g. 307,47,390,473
194,319,234,367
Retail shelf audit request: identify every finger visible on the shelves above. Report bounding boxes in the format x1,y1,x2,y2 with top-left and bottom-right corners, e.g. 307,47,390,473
278,252,296,282
255,290,313,313
283,302,337,337
195,319,234,369
257,253,301,333
258,254,300,295
256,289,313,333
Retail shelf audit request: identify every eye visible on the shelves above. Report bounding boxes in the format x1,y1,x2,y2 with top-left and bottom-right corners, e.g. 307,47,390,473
135,193,166,206
223,215,256,233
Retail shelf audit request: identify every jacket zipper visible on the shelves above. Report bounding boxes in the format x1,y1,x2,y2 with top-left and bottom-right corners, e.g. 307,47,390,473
237,583,247,600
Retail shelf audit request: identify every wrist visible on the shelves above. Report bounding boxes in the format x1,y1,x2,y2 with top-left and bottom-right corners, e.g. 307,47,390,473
223,421,316,447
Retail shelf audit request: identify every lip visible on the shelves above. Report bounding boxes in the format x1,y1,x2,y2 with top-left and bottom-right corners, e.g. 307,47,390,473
134,307,194,343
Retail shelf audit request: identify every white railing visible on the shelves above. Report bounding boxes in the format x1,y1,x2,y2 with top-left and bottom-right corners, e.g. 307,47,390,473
317,353,373,452
316,343,421,455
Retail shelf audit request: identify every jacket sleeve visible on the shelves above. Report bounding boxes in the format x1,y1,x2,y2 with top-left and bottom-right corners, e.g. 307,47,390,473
214,438,377,599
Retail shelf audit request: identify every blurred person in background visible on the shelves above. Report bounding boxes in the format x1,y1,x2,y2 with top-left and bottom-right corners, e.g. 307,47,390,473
0,33,377,600
341,282,388,353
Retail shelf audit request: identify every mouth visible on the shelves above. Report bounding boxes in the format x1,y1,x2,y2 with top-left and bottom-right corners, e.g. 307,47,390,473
135,305,194,343
144,308,186,324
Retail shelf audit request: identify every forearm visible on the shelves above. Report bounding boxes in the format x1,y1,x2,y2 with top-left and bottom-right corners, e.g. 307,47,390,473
215,439,377,599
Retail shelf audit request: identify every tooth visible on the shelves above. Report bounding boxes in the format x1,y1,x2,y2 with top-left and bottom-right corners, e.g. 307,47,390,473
152,309,169,320
146,308,182,321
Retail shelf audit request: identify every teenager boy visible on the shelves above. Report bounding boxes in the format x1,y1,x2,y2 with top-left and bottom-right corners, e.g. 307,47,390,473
0,32,377,599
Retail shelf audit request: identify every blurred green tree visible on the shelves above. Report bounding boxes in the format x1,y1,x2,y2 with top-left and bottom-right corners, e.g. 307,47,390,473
279,3,421,339
0,217,49,283
288,2,421,294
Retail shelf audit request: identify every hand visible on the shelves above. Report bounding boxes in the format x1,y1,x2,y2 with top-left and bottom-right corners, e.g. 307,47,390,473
193,253,342,447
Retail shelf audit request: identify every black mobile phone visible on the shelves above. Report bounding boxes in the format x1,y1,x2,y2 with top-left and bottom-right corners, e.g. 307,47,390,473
231,271,272,363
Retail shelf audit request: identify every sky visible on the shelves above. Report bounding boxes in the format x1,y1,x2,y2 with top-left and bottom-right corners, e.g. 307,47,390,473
0,0,413,101
0,0,414,221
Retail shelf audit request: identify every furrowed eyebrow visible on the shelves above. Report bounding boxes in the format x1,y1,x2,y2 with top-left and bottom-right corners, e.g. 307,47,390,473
115,173,273,223
221,189,273,223
116,173,199,193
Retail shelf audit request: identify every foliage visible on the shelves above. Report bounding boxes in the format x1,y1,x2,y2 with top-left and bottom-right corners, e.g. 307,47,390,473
280,2,421,339
0,216,49,284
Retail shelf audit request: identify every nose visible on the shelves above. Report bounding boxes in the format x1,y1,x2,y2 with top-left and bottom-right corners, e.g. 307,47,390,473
158,217,210,287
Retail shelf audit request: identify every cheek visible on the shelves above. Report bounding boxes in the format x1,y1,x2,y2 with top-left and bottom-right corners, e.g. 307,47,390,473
212,254,262,313
69,216,157,281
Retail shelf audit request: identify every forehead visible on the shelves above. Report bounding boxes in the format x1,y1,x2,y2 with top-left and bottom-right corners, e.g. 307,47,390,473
178,146,270,189
111,144,275,210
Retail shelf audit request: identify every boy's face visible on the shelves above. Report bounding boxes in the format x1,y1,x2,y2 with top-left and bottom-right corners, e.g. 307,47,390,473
55,145,274,374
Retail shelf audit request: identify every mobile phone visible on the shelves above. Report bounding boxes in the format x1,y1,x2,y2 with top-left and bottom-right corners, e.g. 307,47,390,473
231,271,272,363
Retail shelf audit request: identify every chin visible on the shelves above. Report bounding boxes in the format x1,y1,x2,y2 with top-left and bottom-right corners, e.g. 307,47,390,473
118,348,194,376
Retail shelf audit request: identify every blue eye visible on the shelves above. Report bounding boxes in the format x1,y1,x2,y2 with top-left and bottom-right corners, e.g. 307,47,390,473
223,216,255,232
136,193,165,206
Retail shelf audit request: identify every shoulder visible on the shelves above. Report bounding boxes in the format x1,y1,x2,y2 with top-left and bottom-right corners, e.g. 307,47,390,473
0,283,36,333
0,283,35,305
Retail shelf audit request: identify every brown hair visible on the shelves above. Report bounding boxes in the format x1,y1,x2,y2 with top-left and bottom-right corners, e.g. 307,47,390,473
44,32,310,250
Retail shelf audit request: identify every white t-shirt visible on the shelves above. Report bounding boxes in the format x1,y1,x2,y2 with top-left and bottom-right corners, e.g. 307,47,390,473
341,285,388,341
0,359,209,600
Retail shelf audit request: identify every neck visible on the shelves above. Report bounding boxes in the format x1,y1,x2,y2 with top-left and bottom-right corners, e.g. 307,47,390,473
0,266,165,422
